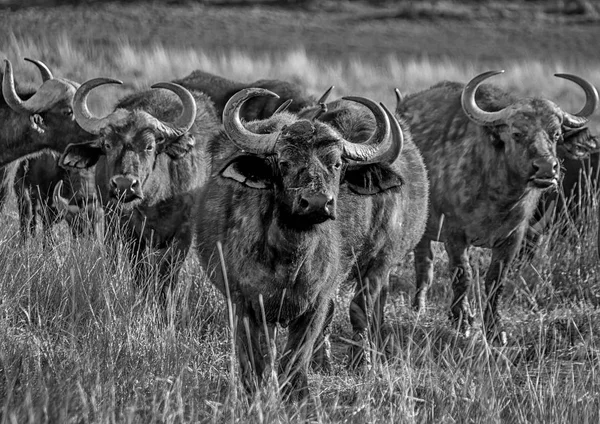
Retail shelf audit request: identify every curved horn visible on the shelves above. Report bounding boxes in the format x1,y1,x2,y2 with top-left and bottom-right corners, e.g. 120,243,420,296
2,59,32,114
273,99,293,115
311,86,335,120
24,58,53,82
554,73,599,128
340,96,391,162
317,85,334,105
223,88,281,155
394,88,403,110
150,82,197,138
461,70,510,126
53,180,80,216
73,77,124,135
350,103,404,166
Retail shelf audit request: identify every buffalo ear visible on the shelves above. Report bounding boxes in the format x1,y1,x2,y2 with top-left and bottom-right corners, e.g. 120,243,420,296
60,140,103,169
161,133,195,159
220,155,274,189
560,127,600,159
344,163,403,195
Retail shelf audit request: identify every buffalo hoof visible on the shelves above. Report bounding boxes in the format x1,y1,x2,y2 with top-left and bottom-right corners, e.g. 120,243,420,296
311,336,332,374
412,290,428,312
485,327,508,346
449,309,475,337
346,331,372,372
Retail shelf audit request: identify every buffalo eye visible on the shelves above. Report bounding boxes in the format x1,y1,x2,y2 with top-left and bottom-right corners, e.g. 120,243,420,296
279,160,290,173
552,130,562,143
103,140,112,151
333,161,342,170
62,107,73,117
512,131,525,143
146,143,154,151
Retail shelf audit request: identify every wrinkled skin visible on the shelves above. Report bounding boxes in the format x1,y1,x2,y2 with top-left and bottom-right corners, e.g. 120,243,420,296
14,152,101,246
173,69,316,121
522,127,600,260
196,99,428,401
61,88,220,298
0,68,94,167
398,80,576,342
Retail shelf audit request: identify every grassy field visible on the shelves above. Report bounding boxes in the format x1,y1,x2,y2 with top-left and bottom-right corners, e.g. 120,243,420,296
1,2,600,423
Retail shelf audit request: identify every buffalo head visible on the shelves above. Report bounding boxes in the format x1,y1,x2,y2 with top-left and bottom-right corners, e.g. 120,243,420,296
461,70,598,190
60,78,197,207
219,88,403,227
2,58,94,149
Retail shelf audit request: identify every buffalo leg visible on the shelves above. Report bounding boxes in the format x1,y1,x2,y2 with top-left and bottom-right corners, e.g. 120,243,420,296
0,165,9,213
348,266,392,370
157,231,192,300
413,237,434,310
16,187,34,241
311,298,334,374
483,231,522,344
279,298,330,403
236,304,269,397
445,236,474,334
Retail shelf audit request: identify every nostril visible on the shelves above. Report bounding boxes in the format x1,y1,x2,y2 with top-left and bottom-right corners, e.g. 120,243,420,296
299,198,309,210
326,197,334,208
131,179,139,189
110,179,118,189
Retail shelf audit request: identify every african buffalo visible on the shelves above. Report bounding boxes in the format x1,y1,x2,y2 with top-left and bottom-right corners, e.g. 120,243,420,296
522,126,600,259
396,70,598,342
60,78,220,296
173,69,327,121
196,88,427,400
296,97,430,370
13,153,101,246
0,58,94,167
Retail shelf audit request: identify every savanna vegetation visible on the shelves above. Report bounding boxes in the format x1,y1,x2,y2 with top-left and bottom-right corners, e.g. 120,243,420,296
1,2,600,422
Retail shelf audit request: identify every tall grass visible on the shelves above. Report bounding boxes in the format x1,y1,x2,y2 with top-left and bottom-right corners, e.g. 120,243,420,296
1,32,600,422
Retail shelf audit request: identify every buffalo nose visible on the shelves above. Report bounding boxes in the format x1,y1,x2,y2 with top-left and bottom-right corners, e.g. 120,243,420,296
532,157,559,179
298,193,335,216
110,175,141,199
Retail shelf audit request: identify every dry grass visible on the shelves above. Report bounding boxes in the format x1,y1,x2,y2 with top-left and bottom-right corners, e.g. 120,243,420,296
1,25,600,423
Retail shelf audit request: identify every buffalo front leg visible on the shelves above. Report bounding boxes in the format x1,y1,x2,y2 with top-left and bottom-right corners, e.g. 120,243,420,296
279,299,330,403
348,267,392,370
413,237,434,311
311,298,334,374
156,232,192,301
16,188,34,241
235,305,269,397
484,232,522,344
445,236,474,335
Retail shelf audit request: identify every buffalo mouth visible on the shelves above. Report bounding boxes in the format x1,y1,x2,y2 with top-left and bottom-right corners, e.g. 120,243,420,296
529,177,558,189
109,190,143,205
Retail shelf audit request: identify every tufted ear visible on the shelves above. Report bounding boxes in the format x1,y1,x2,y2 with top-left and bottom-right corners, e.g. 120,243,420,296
160,133,196,159
560,127,600,159
219,154,274,189
344,163,403,195
60,139,103,169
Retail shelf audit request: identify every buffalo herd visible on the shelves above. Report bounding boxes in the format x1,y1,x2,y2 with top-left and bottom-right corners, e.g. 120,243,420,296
1,58,599,401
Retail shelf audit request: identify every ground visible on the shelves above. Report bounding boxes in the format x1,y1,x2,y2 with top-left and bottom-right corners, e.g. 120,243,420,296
0,1,600,422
